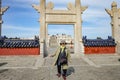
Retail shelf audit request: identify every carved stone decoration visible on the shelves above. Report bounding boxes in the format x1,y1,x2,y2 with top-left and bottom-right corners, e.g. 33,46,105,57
112,1,117,7
46,2,54,10
67,2,75,10
81,6,88,13
1,6,9,15
105,9,113,16
32,4,40,13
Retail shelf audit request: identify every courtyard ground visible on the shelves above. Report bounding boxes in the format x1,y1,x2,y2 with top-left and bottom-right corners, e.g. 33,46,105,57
0,53,120,80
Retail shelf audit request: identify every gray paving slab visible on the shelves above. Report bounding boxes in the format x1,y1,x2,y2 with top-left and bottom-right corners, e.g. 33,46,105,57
0,67,50,80
0,65,120,80
86,54,120,66
0,56,38,68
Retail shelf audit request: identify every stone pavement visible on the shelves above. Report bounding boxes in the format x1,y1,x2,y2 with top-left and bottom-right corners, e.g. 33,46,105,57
86,54,120,66
0,54,120,80
0,56,39,69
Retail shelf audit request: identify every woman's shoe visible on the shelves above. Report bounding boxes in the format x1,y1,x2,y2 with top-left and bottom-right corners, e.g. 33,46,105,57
62,76,66,80
56,73,61,78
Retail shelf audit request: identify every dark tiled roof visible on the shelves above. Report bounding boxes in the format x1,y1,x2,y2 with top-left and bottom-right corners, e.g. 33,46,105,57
0,36,40,48
82,36,116,47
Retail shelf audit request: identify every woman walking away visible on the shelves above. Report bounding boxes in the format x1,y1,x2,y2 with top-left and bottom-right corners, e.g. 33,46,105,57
51,40,71,80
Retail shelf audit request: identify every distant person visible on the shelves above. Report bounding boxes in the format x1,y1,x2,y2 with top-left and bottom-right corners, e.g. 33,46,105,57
50,40,71,80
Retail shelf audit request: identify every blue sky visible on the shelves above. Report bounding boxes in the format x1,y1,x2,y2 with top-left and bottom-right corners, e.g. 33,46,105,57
2,0,120,39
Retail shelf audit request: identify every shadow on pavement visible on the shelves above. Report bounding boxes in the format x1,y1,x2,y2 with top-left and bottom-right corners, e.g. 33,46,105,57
0,69,8,73
0,62,8,67
118,59,120,62
67,67,75,76
0,62,8,74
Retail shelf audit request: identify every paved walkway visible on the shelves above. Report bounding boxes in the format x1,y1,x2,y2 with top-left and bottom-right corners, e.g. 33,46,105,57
0,53,120,80
0,56,39,69
1,54,120,68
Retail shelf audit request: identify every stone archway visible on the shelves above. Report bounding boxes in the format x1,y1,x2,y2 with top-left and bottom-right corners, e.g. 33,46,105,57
32,0,87,57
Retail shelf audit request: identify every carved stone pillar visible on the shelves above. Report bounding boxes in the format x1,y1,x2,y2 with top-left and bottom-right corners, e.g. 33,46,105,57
32,0,47,57
0,0,9,36
105,1,120,42
74,0,87,57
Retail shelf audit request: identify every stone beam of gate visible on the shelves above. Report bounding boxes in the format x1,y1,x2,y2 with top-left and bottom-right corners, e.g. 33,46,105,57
32,0,87,37
32,0,88,56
